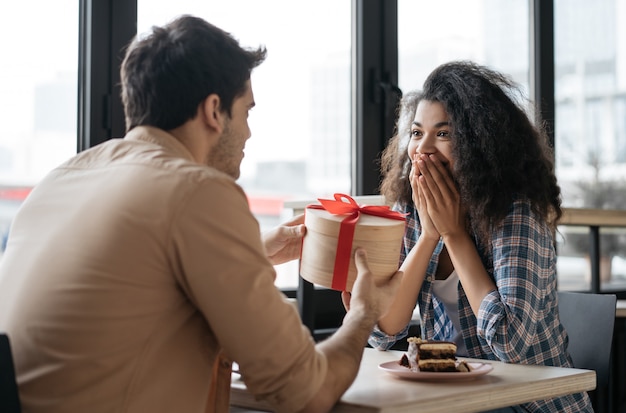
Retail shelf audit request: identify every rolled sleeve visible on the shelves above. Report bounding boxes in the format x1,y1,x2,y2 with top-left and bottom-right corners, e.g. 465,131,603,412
368,323,410,350
475,201,557,363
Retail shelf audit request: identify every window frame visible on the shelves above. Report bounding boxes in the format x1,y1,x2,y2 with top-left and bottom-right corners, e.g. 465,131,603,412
77,0,625,307
78,0,136,151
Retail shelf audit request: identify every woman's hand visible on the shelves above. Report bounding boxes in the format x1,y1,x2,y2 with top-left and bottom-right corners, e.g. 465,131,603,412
416,154,466,238
410,154,440,241
417,155,497,316
262,214,306,265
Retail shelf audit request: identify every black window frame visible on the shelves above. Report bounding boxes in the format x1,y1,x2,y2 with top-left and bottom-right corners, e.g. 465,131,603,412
78,0,555,201
81,0,626,322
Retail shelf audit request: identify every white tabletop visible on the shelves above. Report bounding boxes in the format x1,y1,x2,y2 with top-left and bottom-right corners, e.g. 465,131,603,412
230,347,596,413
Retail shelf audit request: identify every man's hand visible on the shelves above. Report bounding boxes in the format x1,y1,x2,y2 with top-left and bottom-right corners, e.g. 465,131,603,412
262,214,306,265
341,249,402,320
303,249,401,413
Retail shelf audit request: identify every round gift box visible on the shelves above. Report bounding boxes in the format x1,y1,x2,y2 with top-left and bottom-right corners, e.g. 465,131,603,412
300,206,405,292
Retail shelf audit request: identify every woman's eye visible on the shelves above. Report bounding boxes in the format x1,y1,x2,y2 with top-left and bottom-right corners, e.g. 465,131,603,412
410,129,423,139
437,130,450,138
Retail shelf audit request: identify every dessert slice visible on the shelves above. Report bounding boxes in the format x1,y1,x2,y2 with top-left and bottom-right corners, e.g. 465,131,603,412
399,337,469,372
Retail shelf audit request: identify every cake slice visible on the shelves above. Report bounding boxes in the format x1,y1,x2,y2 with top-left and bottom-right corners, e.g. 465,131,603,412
400,337,467,372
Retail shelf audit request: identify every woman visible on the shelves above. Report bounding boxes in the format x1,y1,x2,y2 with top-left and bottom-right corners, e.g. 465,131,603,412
370,61,592,412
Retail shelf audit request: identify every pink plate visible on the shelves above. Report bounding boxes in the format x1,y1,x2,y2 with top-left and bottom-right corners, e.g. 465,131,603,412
378,361,493,381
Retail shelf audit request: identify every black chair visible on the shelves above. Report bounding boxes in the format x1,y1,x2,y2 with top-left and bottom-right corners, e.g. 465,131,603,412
0,333,21,413
557,291,616,412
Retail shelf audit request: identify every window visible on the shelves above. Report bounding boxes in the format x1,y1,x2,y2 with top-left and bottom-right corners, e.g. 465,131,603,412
555,0,626,205
397,0,530,99
0,1,79,256
555,0,626,291
137,1,352,288
4,1,623,296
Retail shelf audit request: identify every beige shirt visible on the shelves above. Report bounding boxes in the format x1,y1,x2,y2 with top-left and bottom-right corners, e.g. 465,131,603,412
0,126,327,413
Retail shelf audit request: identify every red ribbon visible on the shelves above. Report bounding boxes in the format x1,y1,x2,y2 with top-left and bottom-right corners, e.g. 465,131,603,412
307,193,407,291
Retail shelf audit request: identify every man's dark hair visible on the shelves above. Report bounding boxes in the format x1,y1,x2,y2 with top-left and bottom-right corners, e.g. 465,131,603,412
121,15,267,131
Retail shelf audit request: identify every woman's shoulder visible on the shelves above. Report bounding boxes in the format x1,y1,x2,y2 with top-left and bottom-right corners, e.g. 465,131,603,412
500,197,552,236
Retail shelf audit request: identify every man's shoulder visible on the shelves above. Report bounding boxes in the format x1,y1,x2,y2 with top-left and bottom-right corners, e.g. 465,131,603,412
55,137,243,202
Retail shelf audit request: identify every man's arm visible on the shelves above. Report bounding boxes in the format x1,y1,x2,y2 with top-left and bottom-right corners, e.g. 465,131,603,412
298,249,402,413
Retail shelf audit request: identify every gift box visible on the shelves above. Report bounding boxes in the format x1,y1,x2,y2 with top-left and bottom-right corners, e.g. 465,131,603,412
300,194,407,292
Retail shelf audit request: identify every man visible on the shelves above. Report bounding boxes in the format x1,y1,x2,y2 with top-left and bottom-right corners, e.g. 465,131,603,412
0,15,401,413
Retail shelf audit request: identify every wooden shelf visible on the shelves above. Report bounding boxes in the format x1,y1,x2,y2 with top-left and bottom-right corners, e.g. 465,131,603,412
560,208,626,227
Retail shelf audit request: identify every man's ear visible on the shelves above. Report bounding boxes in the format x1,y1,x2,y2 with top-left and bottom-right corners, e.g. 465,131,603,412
201,94,224,134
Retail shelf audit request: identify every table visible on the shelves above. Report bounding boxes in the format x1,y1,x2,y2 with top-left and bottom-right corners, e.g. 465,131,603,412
230,348,596,413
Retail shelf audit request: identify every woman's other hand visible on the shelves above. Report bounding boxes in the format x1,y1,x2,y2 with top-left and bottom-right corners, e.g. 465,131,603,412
417,155,466,238
410,154,440,241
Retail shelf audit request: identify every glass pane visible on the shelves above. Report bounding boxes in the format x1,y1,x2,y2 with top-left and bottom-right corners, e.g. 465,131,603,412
555,0,626,210
0,1,78,258
557,225,626,291
555,0,626,289
137,1,352,288
398,0,530,97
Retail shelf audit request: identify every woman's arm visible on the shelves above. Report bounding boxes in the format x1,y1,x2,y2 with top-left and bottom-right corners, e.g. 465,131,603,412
475,205,556,362
376,235,438,335
441,232,496,315
376,153,442,335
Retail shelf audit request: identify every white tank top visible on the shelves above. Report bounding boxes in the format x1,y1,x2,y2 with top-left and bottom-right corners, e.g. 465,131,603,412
432,270,468,356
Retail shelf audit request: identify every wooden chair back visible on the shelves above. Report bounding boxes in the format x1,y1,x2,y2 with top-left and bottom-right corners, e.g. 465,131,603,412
206,352,232,413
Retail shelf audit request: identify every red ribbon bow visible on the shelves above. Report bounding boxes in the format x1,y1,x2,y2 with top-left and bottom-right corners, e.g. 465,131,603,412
307,193,407,291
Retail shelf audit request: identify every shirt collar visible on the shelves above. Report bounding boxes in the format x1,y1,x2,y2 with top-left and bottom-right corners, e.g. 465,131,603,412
124,126,196,163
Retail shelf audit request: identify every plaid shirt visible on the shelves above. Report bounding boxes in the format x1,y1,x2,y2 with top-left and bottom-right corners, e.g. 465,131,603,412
369,199,592,412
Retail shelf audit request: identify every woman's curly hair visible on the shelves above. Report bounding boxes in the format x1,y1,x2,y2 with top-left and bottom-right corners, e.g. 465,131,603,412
380,61,562,243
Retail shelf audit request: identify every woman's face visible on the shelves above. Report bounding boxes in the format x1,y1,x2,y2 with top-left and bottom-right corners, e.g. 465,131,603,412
407,100,454,172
